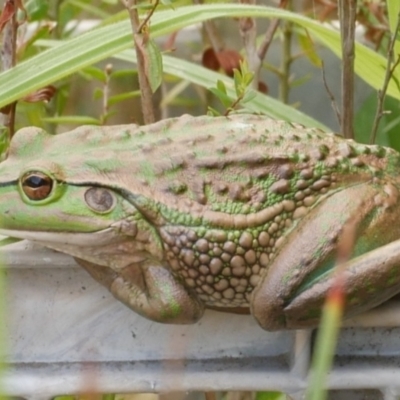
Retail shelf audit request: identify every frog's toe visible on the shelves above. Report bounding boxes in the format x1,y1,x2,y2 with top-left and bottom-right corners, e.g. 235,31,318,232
251,286,326,331
250,289,290,331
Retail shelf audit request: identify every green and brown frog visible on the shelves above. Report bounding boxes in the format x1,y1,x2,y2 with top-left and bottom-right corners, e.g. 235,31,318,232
0,114,400,330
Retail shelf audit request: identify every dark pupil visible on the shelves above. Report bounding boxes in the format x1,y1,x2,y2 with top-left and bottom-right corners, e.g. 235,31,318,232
25,176,48,188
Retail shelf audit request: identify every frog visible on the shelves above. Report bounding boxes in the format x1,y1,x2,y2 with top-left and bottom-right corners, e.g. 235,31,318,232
1,114,400,331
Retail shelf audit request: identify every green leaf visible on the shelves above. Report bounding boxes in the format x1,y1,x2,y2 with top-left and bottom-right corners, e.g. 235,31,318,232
255,392,286,400
108,90,141,106
110,69,137,79
0,126,9,161
101,110,117,122
233,68,243,97
160,79,191,107
102,394,115,400
387,0,400,56
209,87,232,108
93,87,104,100
66,0,111,18
290,74,311,88
216,79,227,95
0,237,22,247
387,0,400,37
143,38,163,93
207,106,221,116
242,90,257,103
297,28,322,67
21,23,54,54
24,0,49,21
81,66,107,82
243,71,254,87
354,92,400,150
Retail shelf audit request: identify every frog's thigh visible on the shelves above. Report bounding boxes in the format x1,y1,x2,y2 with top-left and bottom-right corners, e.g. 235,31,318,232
76,258,204,324
251,183,400,331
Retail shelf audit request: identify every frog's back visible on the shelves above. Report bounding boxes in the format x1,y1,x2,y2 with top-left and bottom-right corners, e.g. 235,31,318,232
8,115,400,220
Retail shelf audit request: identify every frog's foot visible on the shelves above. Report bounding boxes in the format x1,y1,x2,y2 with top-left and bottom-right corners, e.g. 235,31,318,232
75,258,205,324
255,240,400,331
251,184,400,331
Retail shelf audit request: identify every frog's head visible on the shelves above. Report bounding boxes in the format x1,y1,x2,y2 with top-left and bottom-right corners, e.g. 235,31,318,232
0,126,164,264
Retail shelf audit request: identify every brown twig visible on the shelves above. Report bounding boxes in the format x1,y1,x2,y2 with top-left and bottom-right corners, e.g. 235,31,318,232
203,19,225,54
369,11,400,144
193,0,224,54
338,0,356,138
321,61,341,126
223,93,245,116
258,0,289,61
204,392,217,400
123,0,157,124
137,0,159,33
239,0,288,90
279,17,292,104
100,64,113,125
239,0,258,89
0,0,18,137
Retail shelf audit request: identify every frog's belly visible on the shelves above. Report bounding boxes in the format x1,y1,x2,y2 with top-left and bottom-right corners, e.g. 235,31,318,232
161,226,271,308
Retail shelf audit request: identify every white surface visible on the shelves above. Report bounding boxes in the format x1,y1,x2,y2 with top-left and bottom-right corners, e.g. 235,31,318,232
2,240,400,399
3,241,289,363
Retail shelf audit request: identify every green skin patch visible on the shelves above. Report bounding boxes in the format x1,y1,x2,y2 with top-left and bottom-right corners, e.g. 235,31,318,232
0,183,128,232
1,115,400,330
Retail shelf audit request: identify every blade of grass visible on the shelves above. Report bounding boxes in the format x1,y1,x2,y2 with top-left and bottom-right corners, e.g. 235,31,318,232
305,281,344,400
305,220,356,400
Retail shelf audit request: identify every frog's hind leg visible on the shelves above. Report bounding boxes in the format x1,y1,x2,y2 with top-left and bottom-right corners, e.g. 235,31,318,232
251,183,400,331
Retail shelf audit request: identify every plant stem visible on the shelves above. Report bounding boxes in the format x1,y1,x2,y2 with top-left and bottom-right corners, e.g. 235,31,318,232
338,0,356,138
240,0,288,90
369,11,400,144
0,1,17,137
123,0,156,124
279,18,292,104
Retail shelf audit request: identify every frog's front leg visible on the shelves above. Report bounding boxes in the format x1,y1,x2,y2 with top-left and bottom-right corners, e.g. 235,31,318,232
252,183,400,331
75,258,205,324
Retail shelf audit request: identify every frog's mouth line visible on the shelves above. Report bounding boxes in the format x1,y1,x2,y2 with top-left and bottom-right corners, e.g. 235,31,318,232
0,227,117,246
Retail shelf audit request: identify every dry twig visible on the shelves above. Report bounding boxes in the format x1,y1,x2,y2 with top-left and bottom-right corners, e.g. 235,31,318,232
193,0,224,54
0,0,19,136
123,0,158,124
338,0,357,138
321,61,341,125
239,0,288,91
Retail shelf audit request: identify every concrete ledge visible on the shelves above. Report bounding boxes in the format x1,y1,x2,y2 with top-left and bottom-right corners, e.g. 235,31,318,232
2,240,400,399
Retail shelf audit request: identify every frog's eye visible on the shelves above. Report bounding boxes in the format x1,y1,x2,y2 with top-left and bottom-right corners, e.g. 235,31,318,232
21,172,53,201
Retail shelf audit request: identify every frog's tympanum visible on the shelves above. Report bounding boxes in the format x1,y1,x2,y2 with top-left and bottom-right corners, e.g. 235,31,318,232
1,115,400,330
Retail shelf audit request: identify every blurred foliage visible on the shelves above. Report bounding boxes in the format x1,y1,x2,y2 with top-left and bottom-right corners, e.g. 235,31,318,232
0,0,398,138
